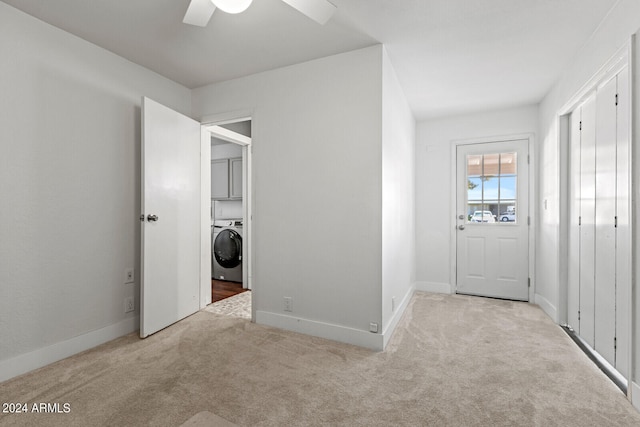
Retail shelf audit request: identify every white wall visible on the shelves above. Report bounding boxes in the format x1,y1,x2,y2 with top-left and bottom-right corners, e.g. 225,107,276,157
415,106,538,292
381,48,416,343
211,141,243,159
536,0,640,398
192,46,386,349
0,3,191,382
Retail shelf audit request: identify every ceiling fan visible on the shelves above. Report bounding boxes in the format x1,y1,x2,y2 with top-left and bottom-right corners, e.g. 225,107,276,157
183,0,337,27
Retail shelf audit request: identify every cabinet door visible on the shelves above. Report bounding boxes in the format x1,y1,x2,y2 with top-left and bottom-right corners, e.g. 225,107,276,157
229,157,243,199
211,159,229,199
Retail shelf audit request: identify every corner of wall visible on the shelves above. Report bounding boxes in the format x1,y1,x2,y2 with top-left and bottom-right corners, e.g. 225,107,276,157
415,281,453,294
534,293,558,323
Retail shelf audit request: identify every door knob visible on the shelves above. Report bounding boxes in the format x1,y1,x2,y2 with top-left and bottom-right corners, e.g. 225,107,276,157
458,225,465,230
147,214,159,222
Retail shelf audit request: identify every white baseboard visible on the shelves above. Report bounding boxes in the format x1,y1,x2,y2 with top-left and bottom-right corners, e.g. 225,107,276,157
0,315,139,383
256,311,384,351
382,286,414,349
632,381,640,412
534,293,558,323
414,281,452,294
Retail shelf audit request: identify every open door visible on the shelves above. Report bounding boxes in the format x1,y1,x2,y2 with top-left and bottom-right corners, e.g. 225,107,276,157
141,97,201,337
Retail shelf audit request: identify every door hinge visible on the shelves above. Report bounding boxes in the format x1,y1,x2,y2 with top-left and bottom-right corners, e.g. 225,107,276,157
615,93,618,106
579,121,582,131
527,216,530,226
578,216,581,226
578,310,581,321
614,337,617,350
528,277,531,288
614,216,618,228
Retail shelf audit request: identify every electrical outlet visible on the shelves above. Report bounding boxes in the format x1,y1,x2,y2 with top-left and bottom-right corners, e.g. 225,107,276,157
284,296,293,312
124,297,134,313
124,268,134,284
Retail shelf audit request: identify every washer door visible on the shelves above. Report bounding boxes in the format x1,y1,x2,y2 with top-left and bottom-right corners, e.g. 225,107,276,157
213,229,242,268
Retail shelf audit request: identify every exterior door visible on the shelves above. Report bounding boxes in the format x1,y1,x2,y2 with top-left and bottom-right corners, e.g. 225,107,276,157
141,97,201,337
456,139,529,301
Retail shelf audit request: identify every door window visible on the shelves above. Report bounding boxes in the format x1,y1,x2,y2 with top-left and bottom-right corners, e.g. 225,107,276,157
466,152,517,223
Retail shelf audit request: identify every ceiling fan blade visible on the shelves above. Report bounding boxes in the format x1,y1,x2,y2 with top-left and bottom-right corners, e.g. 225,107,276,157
281,0,336,25
183,0,216,27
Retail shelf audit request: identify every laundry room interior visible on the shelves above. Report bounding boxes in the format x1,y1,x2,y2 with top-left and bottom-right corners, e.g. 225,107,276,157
210,120,251,303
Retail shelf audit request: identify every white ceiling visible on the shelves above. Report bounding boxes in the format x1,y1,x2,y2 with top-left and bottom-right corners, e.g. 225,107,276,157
2,0,618,120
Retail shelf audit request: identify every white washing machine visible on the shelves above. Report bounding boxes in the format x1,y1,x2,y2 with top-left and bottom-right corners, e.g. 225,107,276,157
212,219,243,282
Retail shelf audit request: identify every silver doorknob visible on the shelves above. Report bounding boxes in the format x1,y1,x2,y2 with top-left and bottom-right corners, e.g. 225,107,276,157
458,225,465,230
147,214,159,222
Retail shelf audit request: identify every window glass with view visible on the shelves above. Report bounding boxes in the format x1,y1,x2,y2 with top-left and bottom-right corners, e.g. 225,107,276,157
466,152,517,224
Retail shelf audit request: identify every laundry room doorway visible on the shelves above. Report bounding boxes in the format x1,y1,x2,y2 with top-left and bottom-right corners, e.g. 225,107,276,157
207,120,252,292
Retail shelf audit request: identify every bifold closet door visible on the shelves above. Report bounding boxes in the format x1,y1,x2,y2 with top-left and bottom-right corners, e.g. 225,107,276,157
594,76,617,365
579,94,596,348
615,67,630,379
567,109,581,333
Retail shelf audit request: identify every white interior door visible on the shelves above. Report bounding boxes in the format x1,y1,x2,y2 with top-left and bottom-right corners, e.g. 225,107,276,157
456,139,529,301
579,94,596,348
141,97,201,337
614,67,630,379
594,77,617,364
567,109,581,331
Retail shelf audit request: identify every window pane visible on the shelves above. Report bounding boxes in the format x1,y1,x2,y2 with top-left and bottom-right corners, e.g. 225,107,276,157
465,151,518,225
467,155,482,177
468,177,482,201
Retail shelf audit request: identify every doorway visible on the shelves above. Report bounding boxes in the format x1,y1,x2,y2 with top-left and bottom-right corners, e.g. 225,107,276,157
201,119,253,308
454,137,531,301
209,120,251,304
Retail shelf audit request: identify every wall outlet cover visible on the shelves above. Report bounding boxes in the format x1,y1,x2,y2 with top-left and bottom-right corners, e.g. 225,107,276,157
124,268,135,284
125,297,134,313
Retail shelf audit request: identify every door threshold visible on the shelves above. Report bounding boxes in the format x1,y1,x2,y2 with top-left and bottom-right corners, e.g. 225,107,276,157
561,325,627,394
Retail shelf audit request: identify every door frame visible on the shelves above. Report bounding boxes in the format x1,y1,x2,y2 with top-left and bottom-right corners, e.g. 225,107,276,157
556,40,632,394
198,109,254,320
449,133,536,303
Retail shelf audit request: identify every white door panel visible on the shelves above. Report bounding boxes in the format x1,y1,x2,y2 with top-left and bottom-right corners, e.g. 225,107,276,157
579,95,596,347
141,97,201,338
615,68,630,378
594,77,617,364
456,139,529,301
567,109,581,332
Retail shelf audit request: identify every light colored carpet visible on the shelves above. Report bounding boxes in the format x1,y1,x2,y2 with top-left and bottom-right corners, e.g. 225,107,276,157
180,411,237,427
1,292,639,426
204,292,251,319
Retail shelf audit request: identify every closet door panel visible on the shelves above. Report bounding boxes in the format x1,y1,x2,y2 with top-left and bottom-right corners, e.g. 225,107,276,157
579,94,596,348
615,67,630,378
594,77,617,365
567,110,581,332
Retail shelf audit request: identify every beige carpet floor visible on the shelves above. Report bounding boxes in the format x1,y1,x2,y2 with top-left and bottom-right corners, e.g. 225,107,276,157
1,292,639,426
